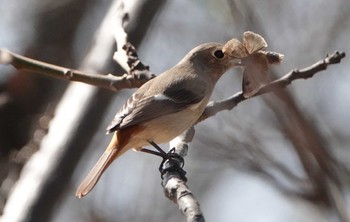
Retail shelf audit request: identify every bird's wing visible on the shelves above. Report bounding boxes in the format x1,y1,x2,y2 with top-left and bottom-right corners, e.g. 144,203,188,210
243,31,267,54
106,78,207,133
242,53,269,98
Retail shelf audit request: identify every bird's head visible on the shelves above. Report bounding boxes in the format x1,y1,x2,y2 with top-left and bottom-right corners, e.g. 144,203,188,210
181,43,241,81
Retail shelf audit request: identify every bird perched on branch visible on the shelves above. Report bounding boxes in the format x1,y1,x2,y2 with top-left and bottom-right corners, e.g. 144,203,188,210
76,42,240,198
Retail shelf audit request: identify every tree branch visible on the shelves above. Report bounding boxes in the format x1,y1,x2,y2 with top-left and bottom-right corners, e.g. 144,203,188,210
199,51,346,122
162,127,205,222
0,47,154,92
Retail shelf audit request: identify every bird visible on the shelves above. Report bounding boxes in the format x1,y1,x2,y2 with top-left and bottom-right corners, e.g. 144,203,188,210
75,42,240,198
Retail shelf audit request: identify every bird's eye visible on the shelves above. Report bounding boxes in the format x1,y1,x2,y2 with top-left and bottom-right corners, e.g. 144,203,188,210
213,50,225,59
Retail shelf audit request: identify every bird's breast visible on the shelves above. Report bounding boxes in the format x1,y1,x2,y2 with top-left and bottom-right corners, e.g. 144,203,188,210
128,97,209,148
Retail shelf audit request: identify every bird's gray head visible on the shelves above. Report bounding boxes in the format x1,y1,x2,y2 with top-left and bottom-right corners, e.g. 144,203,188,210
180,42,240,80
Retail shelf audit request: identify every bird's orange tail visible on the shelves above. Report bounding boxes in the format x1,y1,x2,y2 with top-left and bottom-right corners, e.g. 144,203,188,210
75,134,120,198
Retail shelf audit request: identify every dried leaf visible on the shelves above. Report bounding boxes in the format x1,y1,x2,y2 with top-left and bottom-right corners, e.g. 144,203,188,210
242,52,269,98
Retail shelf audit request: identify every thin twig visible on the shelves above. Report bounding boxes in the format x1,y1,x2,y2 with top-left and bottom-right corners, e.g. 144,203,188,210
0,48,153,91
199,51,346,122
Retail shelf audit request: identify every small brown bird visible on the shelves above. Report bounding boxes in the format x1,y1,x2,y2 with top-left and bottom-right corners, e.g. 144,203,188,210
76,43,240,198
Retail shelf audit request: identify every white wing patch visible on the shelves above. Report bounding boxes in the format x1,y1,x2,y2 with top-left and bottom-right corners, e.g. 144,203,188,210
153,93,172,101
154,93,203,110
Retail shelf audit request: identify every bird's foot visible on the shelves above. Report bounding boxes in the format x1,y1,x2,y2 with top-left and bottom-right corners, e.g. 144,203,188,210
141,141,187,182
159,148,187,182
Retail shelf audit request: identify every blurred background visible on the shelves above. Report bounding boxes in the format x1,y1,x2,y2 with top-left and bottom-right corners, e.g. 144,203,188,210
0,0,349,221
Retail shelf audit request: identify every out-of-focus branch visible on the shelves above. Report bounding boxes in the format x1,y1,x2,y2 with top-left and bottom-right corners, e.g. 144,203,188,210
199,51,346,122
264,83,349,221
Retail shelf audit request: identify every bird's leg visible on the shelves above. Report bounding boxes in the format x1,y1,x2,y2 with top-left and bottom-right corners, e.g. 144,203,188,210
139,148,164,157
140,140,169,158
145,140,168,157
